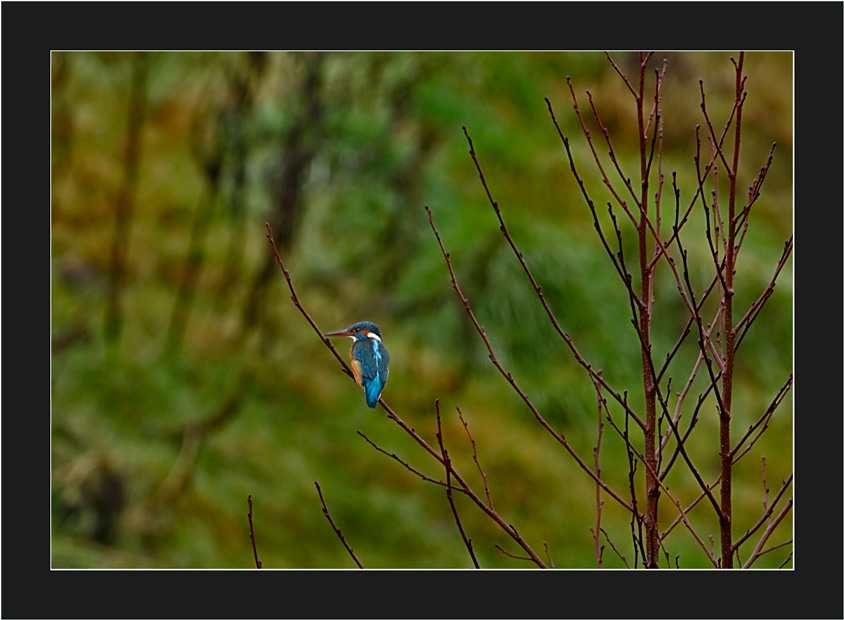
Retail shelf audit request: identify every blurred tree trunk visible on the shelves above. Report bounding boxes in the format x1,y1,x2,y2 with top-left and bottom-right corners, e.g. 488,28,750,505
166,54,270,356
163,114,224,355
105,52,149,345
51,53,75,220
376,57,438,286
240,52,326,346
216,52,268,305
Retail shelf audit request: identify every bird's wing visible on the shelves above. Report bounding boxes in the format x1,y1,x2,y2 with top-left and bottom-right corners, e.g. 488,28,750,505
354,340,388,384
377,345,389,386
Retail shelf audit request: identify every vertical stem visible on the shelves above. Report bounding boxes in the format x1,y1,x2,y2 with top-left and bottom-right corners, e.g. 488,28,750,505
593,376,604,568
635,53,659,569
719,51,744,569
165,167,220,355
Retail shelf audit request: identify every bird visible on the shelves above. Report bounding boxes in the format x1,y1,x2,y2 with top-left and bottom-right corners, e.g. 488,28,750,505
324,321,390,408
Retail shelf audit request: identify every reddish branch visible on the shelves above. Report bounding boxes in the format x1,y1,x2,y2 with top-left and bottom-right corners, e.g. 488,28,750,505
711,52,746,569
265,51,792,569
465,114,735,566
429,191,721,563
563,52,666,566
547,52,790,568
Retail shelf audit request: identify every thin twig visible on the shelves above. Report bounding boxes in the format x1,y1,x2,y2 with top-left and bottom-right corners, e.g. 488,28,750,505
356,430,449,488
741,498,793,569
315,481,364,568
359,419,545,566
425,203,633,514
698,78,746,176
456,406,493,511
734,142,777,234
732,474,793,552
734,236,793,337
604,51,640,98
543,541,556,568
661,474,719,539
634,444,720,567
592,375,605,568
435,400,480,568
628,302,725,522
758,538,793,558
247,494,262,568
623,404,644,567
761,457,771,528
731,374,793,462
600,527,630,568
464,123,646,431
494,544,533,562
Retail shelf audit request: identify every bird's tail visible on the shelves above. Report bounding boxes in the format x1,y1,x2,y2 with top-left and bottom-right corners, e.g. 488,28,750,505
364,378,383,409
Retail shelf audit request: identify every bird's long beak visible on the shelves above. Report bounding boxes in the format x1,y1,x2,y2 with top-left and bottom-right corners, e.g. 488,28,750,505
324,328,352,338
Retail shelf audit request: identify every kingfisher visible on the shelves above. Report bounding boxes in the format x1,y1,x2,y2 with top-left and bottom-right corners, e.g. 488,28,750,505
324,321,390,408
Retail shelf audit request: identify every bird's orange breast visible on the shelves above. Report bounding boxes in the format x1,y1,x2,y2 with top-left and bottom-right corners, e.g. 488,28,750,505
350,356,364,387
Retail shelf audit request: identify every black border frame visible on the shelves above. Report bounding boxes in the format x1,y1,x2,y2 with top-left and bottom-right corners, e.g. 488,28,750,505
10,2,841,618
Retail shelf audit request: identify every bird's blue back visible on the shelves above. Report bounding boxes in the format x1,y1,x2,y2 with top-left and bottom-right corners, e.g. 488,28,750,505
353,336,389,408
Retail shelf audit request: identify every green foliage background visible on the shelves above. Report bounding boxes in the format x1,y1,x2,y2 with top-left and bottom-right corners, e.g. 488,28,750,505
51,51,793,568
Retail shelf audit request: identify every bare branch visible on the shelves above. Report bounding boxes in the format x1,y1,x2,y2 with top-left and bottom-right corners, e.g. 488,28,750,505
357,430,448,488
543,541,556,568
464,122,646,430
734,142,778,235
600,527,630,568
566,82,639,223
734,236,793,338
731,374,793,462
435,401,480,568
456,406,493,511
495,541,533,563
733,474,793,552
605,51,640,98
592,376,605,568
247,495,262,568
741,496,793,568
425,203,634,514
698,79,746,176
315,481,363,568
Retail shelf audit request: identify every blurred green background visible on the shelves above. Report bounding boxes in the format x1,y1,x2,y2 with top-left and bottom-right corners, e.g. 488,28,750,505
51,51,792,569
